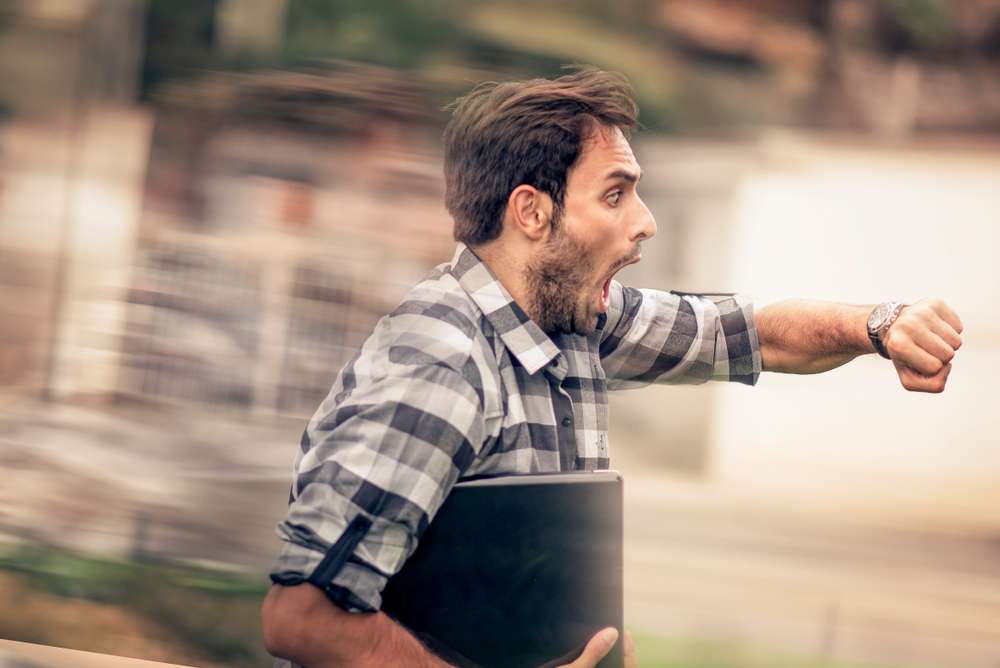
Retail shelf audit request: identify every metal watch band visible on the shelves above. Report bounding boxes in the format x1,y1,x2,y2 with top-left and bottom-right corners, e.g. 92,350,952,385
870,302,905,360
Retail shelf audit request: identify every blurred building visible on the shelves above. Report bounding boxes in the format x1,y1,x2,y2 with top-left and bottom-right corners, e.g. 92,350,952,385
0,0,149,398
0,1,454,418
122,67,451,415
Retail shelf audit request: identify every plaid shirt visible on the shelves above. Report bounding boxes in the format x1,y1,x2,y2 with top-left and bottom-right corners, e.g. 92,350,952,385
269,243,760,628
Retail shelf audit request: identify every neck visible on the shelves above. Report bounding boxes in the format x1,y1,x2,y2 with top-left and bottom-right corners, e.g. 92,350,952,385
470,240,535,319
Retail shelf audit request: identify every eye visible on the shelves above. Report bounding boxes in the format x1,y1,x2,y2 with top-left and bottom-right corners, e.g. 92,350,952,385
606,190,622,206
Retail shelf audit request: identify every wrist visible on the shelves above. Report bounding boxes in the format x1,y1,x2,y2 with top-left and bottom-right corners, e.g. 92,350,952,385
867,301,906,359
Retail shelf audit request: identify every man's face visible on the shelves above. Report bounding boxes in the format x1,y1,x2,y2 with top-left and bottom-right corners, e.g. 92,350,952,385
525,125,656,335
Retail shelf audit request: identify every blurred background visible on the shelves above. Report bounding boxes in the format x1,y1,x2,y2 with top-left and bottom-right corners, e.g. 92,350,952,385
0,1,998,666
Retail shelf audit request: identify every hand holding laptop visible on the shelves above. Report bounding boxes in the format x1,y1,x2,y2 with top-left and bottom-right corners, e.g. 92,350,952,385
548,627,635,668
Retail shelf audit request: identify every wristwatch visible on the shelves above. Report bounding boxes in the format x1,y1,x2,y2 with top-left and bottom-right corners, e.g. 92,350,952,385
867,301,905,359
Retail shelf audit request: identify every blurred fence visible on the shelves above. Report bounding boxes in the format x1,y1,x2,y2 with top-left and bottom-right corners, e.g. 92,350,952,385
117,238,392,417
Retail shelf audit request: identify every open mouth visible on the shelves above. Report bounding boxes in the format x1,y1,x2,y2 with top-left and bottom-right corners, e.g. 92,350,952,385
598,253,641,313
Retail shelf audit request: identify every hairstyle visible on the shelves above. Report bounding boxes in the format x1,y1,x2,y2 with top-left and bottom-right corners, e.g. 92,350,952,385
443,67,639,246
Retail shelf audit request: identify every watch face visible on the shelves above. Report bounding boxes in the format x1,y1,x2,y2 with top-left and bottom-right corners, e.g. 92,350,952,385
868,303,891,330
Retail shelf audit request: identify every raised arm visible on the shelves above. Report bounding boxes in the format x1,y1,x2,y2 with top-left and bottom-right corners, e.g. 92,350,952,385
757,297,964,392
598,283,761,388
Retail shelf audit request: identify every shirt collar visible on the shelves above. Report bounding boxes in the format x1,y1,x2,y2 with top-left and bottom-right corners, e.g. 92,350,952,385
449,243,561,375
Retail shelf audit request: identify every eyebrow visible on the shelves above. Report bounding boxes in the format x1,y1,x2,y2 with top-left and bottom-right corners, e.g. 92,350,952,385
604,168,642,184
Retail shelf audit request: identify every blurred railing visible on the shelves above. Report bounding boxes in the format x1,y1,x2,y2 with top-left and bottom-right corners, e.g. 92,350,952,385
115,235,405,418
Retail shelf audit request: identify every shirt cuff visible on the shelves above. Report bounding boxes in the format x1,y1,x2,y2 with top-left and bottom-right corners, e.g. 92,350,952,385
714,293,762,385
268,537,387,613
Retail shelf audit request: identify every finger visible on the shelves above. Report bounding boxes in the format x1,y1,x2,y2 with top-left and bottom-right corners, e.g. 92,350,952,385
892,340,945,375
897,362,952,393
926,313,963,351
569,628,618,668
623,630,637,668
928,299,964,335
910,328,957,365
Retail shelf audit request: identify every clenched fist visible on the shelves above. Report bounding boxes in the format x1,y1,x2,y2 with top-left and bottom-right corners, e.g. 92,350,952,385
883,298,963,393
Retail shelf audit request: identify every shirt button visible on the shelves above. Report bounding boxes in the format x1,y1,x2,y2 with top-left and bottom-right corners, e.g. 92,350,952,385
561,416,572,428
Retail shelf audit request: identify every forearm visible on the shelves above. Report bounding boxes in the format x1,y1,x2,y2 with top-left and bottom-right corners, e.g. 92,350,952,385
261,583,451,668
756,300,874,374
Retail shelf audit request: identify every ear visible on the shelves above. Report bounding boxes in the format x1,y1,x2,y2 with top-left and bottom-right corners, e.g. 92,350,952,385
506,185,553,242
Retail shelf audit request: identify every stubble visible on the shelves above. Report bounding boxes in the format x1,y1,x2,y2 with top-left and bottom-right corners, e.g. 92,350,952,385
523,226,598,335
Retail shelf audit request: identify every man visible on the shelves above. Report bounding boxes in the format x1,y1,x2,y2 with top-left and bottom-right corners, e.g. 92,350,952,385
260,68,963,667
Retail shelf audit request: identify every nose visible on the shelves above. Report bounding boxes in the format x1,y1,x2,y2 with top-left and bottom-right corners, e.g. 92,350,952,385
631,198,657,242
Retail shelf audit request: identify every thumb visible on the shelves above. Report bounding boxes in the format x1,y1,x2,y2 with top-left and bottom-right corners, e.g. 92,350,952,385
571,627,619,667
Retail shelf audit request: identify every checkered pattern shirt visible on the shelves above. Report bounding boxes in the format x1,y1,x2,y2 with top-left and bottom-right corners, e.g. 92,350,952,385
269,243,760,627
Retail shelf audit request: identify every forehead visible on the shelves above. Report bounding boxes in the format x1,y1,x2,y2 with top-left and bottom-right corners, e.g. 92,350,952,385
569,125,640,185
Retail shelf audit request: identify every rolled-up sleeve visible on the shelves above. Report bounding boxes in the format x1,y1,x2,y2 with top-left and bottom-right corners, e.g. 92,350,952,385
598,281,761,389
268,358,487,612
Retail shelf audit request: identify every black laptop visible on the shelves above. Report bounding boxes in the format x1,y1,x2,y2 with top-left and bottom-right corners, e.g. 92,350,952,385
381,471,624,668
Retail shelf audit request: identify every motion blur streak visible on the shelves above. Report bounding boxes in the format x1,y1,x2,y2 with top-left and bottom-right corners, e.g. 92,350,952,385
1,1,999,667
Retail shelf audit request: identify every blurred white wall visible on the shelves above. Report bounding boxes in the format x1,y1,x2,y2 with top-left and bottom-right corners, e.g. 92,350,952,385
55,107,153,397
0,107,151,396
616,133,1000,527
713,133,1000,527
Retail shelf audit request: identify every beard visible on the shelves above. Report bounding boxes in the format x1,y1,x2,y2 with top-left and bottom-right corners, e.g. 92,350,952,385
523,221,599,336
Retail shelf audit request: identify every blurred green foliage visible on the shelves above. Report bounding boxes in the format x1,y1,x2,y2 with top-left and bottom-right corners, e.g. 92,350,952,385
885,0,956,51
283,0,465,69
142,0,219,100
136,0,1000,134
140,0,763,132
0,543,912,668
0,542,270,666
630,631,899,668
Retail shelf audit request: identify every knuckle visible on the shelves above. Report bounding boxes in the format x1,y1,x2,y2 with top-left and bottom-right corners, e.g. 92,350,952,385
886,338,901,356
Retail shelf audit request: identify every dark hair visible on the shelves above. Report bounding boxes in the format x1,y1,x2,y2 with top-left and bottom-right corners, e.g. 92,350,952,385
443,67,639,246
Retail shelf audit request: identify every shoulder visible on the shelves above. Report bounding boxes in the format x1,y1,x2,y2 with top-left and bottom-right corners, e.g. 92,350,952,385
323,264,503,433
382,267,490,375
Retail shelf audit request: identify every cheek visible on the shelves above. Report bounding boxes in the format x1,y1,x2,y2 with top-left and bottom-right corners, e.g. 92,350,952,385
563,203,621,262
565,198,608,234
580,210,619,248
